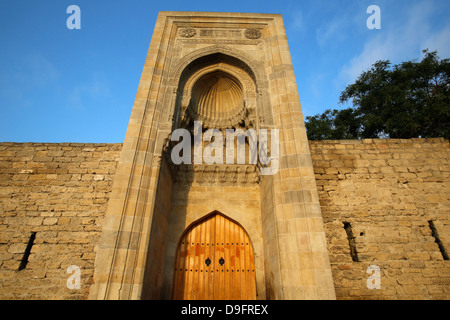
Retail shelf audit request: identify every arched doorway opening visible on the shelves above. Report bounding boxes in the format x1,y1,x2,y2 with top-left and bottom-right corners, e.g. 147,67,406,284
172,211,256,300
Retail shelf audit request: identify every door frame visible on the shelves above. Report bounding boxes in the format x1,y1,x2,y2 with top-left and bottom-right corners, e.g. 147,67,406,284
171,210,257,299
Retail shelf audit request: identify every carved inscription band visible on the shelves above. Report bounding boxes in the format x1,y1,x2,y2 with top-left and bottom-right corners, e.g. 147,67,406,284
178,27,261,39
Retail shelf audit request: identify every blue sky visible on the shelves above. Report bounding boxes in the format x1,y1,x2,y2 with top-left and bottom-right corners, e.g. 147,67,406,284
1,0,449,143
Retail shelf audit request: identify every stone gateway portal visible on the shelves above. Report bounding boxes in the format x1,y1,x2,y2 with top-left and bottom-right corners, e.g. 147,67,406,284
88,11,336,300
172,212,256,300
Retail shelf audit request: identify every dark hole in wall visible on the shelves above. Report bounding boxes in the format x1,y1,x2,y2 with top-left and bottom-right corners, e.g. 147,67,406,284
17,232,36,271
428,220,449,260
343,222,360,262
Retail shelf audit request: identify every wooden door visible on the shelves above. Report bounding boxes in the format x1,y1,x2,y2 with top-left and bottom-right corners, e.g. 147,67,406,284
172,212,256,300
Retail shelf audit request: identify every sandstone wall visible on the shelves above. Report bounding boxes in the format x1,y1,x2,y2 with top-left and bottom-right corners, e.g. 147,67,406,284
310,138,450,299
0,138,448,300
0,143,121,299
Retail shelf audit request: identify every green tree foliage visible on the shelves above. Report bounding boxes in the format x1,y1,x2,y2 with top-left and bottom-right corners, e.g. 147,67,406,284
305,50,450,140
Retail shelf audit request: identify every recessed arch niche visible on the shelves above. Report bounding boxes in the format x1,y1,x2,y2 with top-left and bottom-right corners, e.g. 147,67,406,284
189,71,245,128
171,51,271,131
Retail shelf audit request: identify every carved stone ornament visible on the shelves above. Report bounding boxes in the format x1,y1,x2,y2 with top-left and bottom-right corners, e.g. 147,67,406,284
244,28,261,39
179,27,197,38
165,161,261,186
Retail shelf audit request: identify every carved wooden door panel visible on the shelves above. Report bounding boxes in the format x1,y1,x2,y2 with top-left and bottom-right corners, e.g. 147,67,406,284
172,213,256,300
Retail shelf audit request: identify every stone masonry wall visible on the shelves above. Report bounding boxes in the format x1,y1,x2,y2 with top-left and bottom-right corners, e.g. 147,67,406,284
0,138,449,299
0,143,121,299
310,138,450,300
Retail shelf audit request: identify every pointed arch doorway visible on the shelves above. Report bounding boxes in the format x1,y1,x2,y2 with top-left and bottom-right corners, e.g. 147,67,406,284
172,211,256,300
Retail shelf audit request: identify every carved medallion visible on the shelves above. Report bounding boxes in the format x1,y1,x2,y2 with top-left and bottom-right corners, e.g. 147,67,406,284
244,28,261,39
179,27,196,38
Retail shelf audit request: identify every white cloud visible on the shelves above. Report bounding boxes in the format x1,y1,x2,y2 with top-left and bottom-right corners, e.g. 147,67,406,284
291,10,305,31
314,1,366,48
339,1,449,84
15,54,59,87
0,53,59,109
68,72,111,110
316,13,353,47
422,25,450,58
